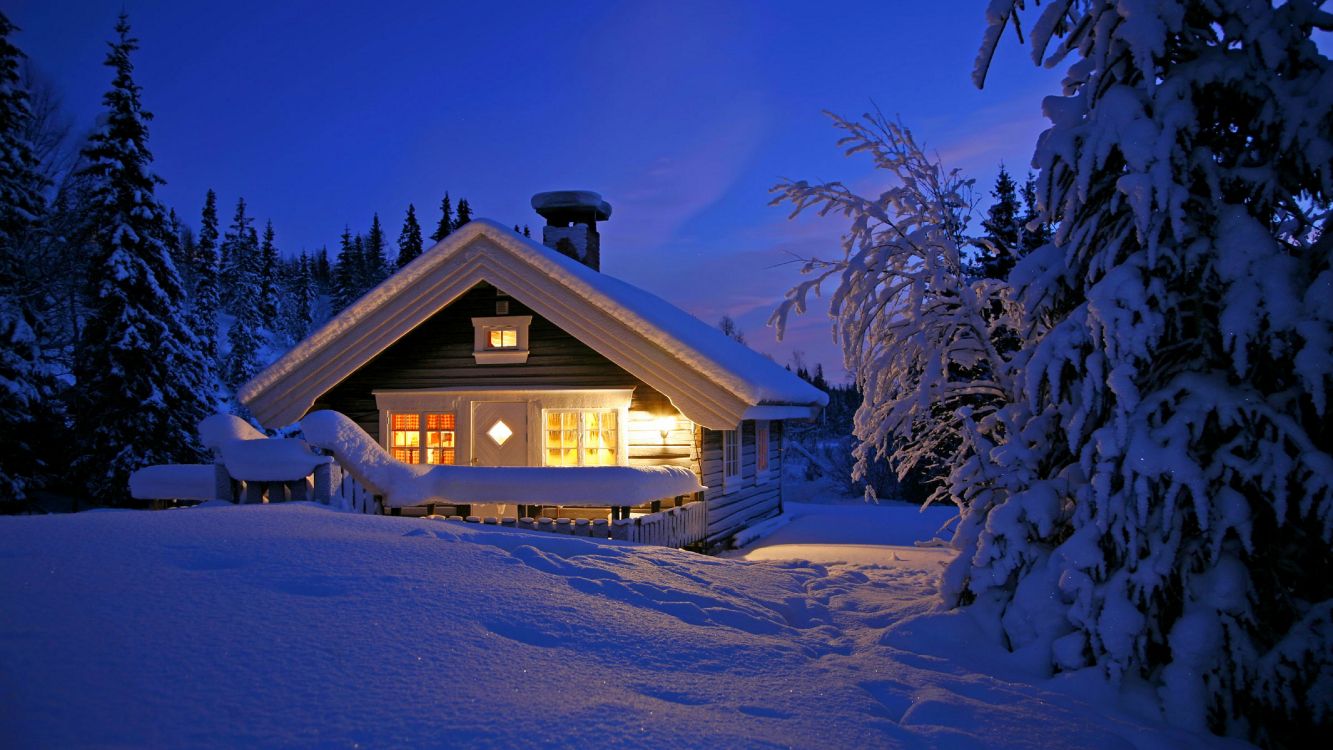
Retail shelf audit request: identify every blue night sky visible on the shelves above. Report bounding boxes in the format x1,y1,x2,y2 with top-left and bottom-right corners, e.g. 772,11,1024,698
6,0,1063,379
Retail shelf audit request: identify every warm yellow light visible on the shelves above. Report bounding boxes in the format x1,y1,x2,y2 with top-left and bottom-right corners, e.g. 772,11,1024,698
653,415,677,442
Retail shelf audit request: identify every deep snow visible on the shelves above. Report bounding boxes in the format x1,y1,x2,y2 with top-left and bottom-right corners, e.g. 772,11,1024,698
0,501,1246,749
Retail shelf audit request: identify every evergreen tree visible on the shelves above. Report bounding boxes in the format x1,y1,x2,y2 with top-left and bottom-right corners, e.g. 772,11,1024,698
964,2,1332,742
258,219,279,329
331,226,359,312
313,246,331,293
363,213,387,286
522,225,531,238
430,192,453,243
222,300,262,392
1018,172,1047,255
286,251,315,343
397,203,423,268
71,14,211,503
0,11,55,501
219,197,256,313
351,234,368,296
976,165,1020,279
454,197,472,229
187,189,221,365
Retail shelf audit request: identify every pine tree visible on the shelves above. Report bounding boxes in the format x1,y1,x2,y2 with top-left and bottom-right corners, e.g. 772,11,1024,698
522,225,531,238
187,189,221,365
331,226,359,312
363,213,387,286
286,251,315,343
313,246,331,293
222,301,262,391
454,197,472,229
397,203,423,268
965,2,1332,742
219,197,256,314
430,192,453,243
977,165,1020,279
71,13,211,503
0,11,55,501
258,219,279,330
1018,172,1047,255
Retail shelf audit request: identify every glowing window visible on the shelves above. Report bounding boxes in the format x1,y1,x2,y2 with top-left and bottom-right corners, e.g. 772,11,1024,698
544,409,617,466
472,316,532,364
487,327,518,349
390,412,455,465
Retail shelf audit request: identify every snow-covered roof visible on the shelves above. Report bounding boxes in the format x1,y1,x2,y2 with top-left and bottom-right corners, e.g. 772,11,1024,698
239,220,826,429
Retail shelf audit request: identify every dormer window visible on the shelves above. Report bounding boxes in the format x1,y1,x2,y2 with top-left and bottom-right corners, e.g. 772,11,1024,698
488,326,517,349
472,315,531,364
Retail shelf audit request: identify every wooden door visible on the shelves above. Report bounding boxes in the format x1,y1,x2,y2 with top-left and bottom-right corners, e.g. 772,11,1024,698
472,402,528,467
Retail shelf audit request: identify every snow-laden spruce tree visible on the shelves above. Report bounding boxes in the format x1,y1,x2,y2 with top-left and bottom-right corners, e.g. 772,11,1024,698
258,220,280,331
959,1,1332,742
219,197,256,315
72,14,211,503
0,11,55,502
771,113,1020,506
188,189,221,365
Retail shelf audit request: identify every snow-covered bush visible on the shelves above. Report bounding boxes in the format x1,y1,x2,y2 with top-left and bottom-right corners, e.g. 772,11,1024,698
771,113,1020,506
958,1,1333,743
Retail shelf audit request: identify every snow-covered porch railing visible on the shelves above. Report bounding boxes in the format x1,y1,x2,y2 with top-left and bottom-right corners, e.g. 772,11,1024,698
199,414,335,506
420,504,708,547
300,410,710,547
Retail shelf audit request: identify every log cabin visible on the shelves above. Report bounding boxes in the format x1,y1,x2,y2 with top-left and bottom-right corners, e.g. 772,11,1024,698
237,191,826,549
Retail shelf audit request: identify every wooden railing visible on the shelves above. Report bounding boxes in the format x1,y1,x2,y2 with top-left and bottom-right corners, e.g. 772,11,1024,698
433,500,708,549
611,502,707,547
326,461,382,515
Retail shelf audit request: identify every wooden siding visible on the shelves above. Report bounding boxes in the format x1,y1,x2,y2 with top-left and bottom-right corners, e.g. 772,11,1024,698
313,282,700,475
701,420,784,547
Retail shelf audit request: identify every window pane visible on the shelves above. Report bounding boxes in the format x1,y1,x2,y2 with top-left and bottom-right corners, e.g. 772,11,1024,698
488,327,517,349
392,413,419,431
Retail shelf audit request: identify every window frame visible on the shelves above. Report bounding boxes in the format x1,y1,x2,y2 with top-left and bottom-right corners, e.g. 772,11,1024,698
471,315,532,364
721,426,741,493
755,420,771,483
541,407,624,467
388,411,457,465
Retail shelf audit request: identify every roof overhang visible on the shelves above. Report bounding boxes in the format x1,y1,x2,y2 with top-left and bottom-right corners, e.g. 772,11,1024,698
239,221,824,431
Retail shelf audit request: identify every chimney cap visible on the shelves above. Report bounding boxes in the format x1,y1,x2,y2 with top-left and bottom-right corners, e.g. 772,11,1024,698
531,190,612,223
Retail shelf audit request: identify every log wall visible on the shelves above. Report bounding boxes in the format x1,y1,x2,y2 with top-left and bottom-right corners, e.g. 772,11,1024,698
700,420,784,548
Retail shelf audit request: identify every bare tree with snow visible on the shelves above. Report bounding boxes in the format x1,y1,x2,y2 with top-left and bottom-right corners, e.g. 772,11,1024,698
771,112,1019,506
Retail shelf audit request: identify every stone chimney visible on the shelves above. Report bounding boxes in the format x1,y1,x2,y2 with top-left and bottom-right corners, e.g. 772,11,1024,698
531,190,612,271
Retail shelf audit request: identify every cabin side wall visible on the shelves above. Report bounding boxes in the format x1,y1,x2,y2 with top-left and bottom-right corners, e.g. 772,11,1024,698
701,420,785,548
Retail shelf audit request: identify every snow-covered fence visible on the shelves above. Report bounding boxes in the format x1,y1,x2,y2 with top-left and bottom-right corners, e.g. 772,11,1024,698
610,502,708,548
199,414,333,506
327,460,382,514
439,501,707,548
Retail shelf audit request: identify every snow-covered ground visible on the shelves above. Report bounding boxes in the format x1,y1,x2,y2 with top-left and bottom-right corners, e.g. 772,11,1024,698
0,497,1246,748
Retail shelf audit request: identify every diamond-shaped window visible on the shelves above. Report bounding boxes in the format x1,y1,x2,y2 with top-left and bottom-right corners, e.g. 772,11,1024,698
487,419,513,446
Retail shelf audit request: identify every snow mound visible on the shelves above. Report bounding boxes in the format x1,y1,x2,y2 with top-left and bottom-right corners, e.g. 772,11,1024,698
219,439,330,482
197,413,265,450
301,410,704,507
128,464,214,501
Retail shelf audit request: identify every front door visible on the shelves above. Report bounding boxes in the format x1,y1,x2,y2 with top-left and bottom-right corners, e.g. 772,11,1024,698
472,401,528,467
